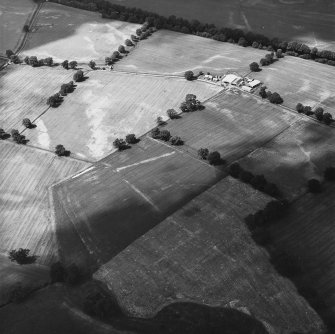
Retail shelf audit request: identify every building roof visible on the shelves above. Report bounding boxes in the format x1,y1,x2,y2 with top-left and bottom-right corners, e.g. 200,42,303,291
241,85,252,92
222,74,240,84
248,80,261,88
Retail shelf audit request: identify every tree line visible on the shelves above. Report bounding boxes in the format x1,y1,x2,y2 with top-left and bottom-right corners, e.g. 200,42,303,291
296,104,333,126
49,0,335,67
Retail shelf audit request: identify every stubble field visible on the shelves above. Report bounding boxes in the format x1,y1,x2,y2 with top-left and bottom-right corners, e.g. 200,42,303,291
115,30,267,75
0,141,90,265
22,2,140,62
253,56,335,114
27,71,222,161
95,176,323,334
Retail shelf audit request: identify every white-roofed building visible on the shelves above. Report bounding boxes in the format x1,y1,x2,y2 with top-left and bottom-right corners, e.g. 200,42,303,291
248,80,261,88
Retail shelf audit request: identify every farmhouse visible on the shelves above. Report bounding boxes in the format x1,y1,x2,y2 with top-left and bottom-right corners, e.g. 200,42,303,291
222,74,243,86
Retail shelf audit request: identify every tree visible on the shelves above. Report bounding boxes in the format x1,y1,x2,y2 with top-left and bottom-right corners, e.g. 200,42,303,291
276,49,283,58
6,50,14,59
125,39,133,46
303,105,313,115
151,127,161,139
62,60,69,69
47,93,62,107
296,103,304,113
11,130,26,144
323,112,333,125
136,28,142,36
228,162,242,178
184,70,194,81
269,92,283,104
259,86,267,98
238,37,248,47
314,107,324,121
112,51,120,59
8,248,36,264
125,134,138,144
29,56,39,67
10,55,21,64
207,151,221,165
308,179,322,193
324,167,335,181
73,70,84,82
22,118,32,128
23,24,29,33
159,130,171,141
105,57,112,65
38,59,44,67
260,58,269,66
113,138,128,151
24,56,29,64
118,45,126,53
50,262,66,283
55,144,66,156
240,170,254,183
170,136,183,145
167,109,178,119
0,128,9,140
249,62,260,72
198,148,209,160
88,60,96,69
156,116,166,126
69,60,77,69
44,57,53,66
131,34,137,42
252,41,259,48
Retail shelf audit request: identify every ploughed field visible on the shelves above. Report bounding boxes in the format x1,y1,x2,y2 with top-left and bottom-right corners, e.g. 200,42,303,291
27,71,221,161
163,89,297,163
94,176,324,334
115,30,267,75
107,0,335,51
52,136,225,269
0,64,73,130
0,141,90,265
239,119,335,199
0,0,37,55
253,56,335,114
22,2,140,62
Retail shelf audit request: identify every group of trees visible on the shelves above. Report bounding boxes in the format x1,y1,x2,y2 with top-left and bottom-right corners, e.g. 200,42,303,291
180,94,204,113
259,52,276,66
296,104,333,125
24,56,53,67
259,86,283,104
151,127,183,145
47,93,63,107
197,148,221,165
62,60,78,70
60,81,75,96
55,144,70,157
49,0,335,68
11,129,26,144
22,118,34,129
5,50,21,64
228,162,280,197
113,134,139,151
8,248,37,264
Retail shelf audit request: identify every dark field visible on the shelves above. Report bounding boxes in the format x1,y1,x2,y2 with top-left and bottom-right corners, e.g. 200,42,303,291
109,0,335,51
53,137,224,269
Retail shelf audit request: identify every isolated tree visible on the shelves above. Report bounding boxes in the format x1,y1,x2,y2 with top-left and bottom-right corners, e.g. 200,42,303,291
118,45,126,53
314,107,324,121
8,248,36,264
62,60,69,69
268,92,283,104
249,62,260,72
170,136,183,145
296,103,304,113
308,179,322,193
324,167,335,181
88,60,96,69
159,130,171,142
22,118,32,128
50,262,66,283
184,70,194,81
228,162,242,178
73,70,84,82
68,60,77,69
125,134,138,144
198,148,209,160
113,138,128,151
207,151,221,165
6,50,14,59
167,109,178,119
323,112,333,125
125,39,133,47
55,144,67,156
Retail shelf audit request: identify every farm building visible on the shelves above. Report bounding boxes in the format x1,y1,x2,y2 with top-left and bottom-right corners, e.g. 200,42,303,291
222,74,243,86
241,86,253,93
247,79,261,88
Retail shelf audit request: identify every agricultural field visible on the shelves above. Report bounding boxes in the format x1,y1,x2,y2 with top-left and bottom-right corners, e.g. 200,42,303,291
22,2,140,62
0,0,37,55
28,71,221,161
115,30,267,75
94,176,324,334
52,136,225,269
0,64,73,131
108,0,335,51
163,89,297,163
239,119,335,199
265,182,335,327
253,56,335,113
0,140,90,265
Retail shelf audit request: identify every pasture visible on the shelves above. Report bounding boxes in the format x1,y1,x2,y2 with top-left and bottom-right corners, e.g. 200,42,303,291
239,119,335,199
107,0,335,51
22,2,140,62
94,176,323,334
0,0,36,55
0,64,73,130
253,56,335,113
163,89,297,163
0,141,90,265
28,71,221,161
115,30,267,75
52,136,224,269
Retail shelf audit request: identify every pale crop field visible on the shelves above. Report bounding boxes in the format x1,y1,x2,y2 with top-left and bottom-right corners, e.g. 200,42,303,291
239,119,335,199
27,71,222,161
0,0,37,55
0,64,73,131
253,56,335,113
0,141,90,265
22,2,140,62
163,89,297,163
115,30,267,75
94,176,323,334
